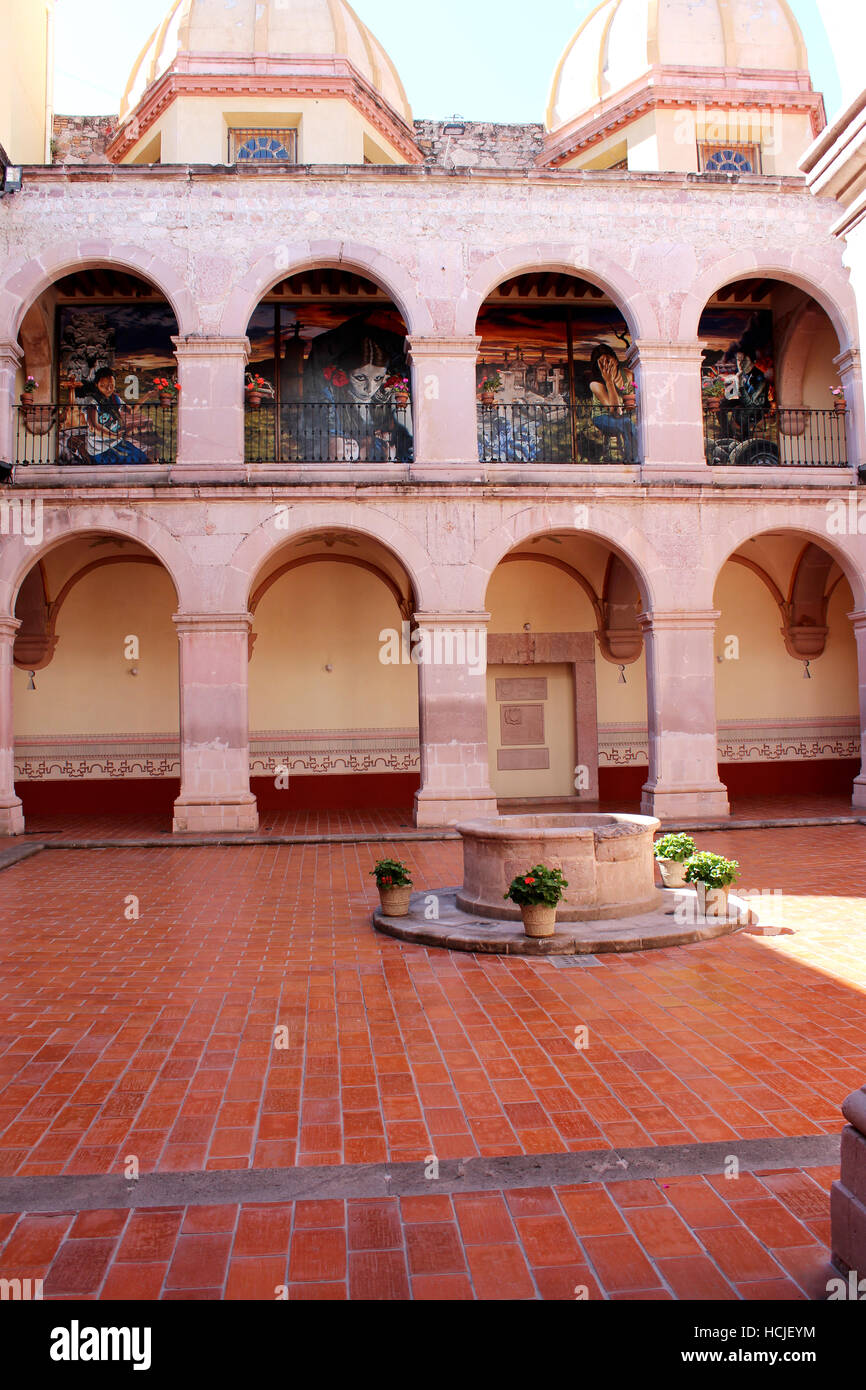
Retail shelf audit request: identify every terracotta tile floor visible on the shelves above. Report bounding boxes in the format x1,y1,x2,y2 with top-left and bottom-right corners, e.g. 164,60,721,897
7,790,859,842
0,822,864,1298
0,1167,838,1300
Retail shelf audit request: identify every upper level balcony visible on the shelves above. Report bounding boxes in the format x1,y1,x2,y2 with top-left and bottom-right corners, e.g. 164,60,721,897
3,263,861,486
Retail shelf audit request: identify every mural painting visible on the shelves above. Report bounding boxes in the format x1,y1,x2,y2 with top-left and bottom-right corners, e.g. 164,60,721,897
699,308,779,465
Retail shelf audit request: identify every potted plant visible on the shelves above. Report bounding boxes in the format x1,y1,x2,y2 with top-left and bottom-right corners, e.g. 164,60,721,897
504,864,569,938
386,375,411,408
703,376,727,414
479,372,502,407
153,376,180,407
371,859,414,917
830,386,846,413
20,376,38,407
653,832,696,888
245,374,274,408
684,852,740,920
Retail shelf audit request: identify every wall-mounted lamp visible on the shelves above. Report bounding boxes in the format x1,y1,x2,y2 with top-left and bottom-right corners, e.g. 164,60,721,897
523,623,531,632
129,666,139,677
618,665,627,685
324,664,334,673
803,660,812,680
1,165,23,196
27,670,36,691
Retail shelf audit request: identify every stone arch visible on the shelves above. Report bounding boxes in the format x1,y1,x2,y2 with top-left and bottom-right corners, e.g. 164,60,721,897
0,242,199,342
678,249,858,354
0,510,187,619
459,244,660,342
465,505,660,614
230,504,438,615
219,240,434,340
709,519,866,613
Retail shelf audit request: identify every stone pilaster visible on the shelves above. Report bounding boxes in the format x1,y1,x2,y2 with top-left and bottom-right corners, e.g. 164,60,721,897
0,616,25,835
628,341,711,481
850,610,866,810
413,611,498,827
406,337,482,466
835,347,865,474
172,336,250,477
173,612,259,834
0,342,23,471
639,609,730,820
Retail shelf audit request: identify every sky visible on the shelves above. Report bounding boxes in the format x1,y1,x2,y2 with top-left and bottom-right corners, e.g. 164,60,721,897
53,0,843,126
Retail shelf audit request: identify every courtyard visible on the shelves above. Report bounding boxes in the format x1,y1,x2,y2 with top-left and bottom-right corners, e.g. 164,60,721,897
0,819,863,1300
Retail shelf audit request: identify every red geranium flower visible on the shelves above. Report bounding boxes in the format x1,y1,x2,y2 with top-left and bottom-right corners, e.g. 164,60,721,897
524,877,536,885
382,876,392,886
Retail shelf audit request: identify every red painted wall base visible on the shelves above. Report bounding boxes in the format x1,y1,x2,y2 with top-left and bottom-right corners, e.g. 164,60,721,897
598,759,860,805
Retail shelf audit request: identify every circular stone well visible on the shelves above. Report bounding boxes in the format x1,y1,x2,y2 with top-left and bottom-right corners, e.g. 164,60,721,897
455,813,662,922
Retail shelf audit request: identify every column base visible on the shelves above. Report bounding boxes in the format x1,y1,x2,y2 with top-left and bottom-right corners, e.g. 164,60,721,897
640,782,730,820
831,1126,866,1281
414,789,498,829
173,795,259,834
853,776,866,810
0,797,25,836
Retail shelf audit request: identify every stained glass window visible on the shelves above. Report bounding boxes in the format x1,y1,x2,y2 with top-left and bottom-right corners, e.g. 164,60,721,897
699,144,759,174
229,128,297,164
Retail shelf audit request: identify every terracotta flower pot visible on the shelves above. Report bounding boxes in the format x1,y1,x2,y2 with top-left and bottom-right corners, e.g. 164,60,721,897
833,398,847,413
621,394,636,411
247,392,262,408
159,394,174,407
480,391,495,406
20,394,36,407
395,392,410,408
379,884,413,918
705,396,722,414
656,856,688,889
695,883,729,920
520,903,557,938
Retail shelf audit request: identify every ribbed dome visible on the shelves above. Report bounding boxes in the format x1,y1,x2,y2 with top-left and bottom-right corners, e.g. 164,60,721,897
121,0,412,123
547,0,809,132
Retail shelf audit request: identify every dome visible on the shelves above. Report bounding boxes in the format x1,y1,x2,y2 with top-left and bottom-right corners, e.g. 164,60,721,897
547,0,809,132
121,0,412,124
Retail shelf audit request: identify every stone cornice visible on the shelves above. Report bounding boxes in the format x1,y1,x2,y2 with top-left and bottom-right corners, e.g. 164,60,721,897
638,610,721,632
407,337,482,359
108,57,423,166
543,65,826,169
172,336,251,358
413,612,491,627
0,617,22,641
173,613,254,634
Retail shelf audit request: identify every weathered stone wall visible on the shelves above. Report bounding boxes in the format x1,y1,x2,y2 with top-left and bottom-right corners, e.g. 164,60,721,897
51,115,118,165
414,120,545,169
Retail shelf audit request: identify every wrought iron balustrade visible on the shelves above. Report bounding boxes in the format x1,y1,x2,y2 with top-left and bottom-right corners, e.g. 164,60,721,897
703,405,848,467
245,400,413,464
15,401,176,467
477,402,639,465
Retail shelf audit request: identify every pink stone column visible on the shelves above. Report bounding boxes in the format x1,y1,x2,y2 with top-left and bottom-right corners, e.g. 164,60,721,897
0,617,25,835
628,341,712,482
639,610,730,820
835,348,866,472
413,611,498,828
173,613,259,834
0,342,22,469
406,337,482,466
172,337,249,479
850,610,866,810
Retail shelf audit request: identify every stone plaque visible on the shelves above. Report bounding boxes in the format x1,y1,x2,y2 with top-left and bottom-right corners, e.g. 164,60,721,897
498,748,551,771
500,703,545,746
495,678,548,702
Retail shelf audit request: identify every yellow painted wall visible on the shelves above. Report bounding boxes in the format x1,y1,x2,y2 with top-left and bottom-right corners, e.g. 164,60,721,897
124,94,407,165
486,560,648,725
249,563,417,731
565,107,813,175
487,662,576,798
13,563,179,736
0,0,53,164
714,563,857,720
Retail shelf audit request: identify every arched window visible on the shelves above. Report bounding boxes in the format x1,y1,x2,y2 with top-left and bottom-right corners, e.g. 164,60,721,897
229,129,298,164
700,145,757,174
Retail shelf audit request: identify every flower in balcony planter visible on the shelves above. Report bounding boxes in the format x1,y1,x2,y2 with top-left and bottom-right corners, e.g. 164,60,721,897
385,374,411,405
244,373,275,406
22,376,38,394
152,377,180,405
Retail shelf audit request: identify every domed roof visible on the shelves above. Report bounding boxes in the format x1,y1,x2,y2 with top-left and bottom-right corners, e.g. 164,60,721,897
121,0,412,124
547,0,809,132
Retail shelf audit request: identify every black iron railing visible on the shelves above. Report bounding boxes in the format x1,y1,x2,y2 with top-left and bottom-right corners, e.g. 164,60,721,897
477,403,639,464
245,400,413,464
704,405,848,467
15,402,176,466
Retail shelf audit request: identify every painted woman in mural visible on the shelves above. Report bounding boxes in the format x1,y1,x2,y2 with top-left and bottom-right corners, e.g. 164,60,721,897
301,318,413,463
588,345,638,460
82,368,151,465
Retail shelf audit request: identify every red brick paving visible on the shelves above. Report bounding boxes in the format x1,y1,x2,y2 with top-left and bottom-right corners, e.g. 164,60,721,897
0,819,863,1299
0,1169,835,1300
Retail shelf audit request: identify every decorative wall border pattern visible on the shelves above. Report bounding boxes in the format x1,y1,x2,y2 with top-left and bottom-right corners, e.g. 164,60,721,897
599,718,861,769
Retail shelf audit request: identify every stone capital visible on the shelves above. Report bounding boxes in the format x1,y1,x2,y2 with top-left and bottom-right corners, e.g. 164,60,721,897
628,340,706,368
639,609,721,634
173,612,253,635
413,611,491,629
849,609,866,632
0,616,21,643
171,336,251,362
0,341,23,371
834,346,862,377
406,336,482,361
